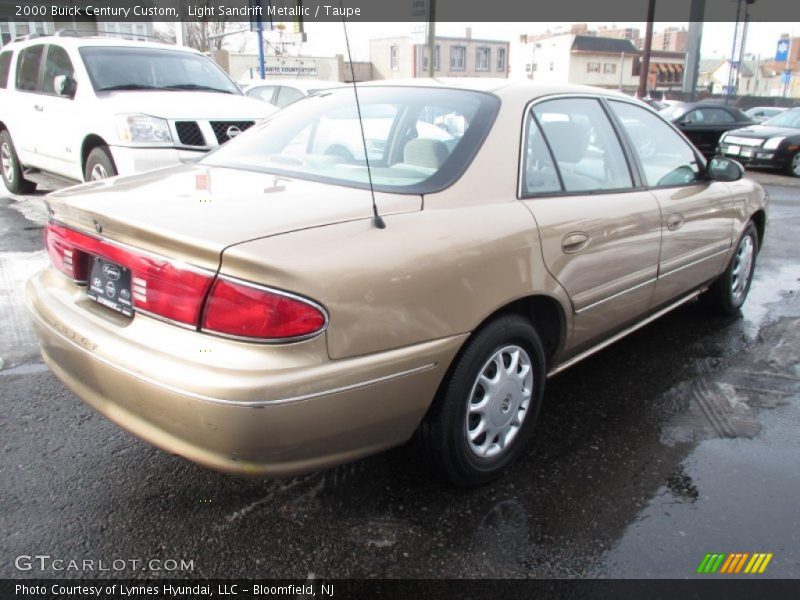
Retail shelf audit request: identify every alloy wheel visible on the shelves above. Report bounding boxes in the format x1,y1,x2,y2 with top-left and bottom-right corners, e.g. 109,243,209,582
792,153,800,177
90,164,108,181
1,142,14,184
731,234,754,302
465,345,534,459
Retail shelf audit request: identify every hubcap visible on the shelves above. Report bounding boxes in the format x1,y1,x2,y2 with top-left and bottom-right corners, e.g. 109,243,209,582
465,345,534,459
793,153,800,177
731,234,754,302
90,163,108,181
1,142,14,183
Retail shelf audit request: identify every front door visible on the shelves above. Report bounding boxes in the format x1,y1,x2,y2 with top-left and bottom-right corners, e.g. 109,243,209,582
520,97,662,353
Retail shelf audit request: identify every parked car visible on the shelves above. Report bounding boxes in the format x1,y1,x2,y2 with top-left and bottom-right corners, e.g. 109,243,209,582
718,107,800,177
27,81,767,487
660,101,755,158
239,78,344,108
744,106,787,124
0,34,275,193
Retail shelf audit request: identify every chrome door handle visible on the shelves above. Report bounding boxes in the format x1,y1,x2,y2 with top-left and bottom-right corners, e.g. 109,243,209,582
33,104,44,112
666,214,684,231
561,232,589,254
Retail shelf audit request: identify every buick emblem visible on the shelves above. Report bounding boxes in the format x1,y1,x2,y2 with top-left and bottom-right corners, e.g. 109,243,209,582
226,125,242,139
102,264,121,281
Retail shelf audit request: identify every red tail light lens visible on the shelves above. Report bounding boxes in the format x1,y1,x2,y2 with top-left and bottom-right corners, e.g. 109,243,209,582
202,278,327,341
44,221,213,326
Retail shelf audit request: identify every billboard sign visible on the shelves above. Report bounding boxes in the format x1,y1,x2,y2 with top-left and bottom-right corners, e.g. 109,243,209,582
775,38,790,62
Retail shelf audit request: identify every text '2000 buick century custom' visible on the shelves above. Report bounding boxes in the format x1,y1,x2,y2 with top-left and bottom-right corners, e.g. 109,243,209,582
27,80,767,486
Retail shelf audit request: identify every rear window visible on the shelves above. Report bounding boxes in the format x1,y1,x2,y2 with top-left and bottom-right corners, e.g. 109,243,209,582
0,51,11,89
203,86,500,195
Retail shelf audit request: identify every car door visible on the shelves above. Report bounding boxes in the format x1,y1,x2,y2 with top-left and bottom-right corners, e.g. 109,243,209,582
10,44,46,163
519,97,662,351
677,107,737,157
608,101,733,307
34,44,79,174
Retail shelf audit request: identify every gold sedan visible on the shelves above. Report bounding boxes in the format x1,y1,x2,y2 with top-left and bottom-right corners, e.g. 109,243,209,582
27,80,767,486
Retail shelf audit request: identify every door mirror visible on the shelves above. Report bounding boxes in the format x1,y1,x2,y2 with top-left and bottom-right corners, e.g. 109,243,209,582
54,74,76,98
707,156,745,182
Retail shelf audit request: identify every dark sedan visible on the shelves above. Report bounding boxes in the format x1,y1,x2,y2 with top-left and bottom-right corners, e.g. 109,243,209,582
661,102,755,158
718,107,800,177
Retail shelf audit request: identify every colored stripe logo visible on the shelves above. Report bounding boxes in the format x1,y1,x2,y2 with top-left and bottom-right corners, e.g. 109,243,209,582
697,552,773,574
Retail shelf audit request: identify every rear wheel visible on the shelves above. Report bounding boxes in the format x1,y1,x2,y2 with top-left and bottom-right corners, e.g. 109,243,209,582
419,314,546,487
0,130,37,194
703,222,759,315
84,145,117,182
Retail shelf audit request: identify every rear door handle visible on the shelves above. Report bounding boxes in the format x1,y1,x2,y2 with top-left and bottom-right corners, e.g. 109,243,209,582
561,232,589,254
666,214,685,231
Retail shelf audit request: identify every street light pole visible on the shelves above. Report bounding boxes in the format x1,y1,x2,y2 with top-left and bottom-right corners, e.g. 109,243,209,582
427,0,436,77
637,0,656,99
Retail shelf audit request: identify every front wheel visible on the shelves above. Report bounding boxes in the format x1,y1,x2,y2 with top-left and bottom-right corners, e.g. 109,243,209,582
702,222,759,315
789,152,800,178
84,145,117,182
418,314,546,487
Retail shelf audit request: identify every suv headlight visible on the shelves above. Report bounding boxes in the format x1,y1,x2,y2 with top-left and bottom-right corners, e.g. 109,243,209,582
763,137,785,150
115,114,172,144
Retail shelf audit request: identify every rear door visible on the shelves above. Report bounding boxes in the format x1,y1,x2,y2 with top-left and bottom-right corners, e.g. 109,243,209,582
608,101,733,306
520,96,662,351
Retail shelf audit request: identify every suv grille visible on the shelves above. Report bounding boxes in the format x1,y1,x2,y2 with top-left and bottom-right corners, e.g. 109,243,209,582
175,121,205,147
210,121,255,144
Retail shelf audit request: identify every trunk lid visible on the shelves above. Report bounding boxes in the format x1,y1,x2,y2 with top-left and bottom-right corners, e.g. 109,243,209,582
46,163,422,270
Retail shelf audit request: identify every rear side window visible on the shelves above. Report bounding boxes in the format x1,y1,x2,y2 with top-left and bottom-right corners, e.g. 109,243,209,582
275,86,304,107
16,44,44,92
609,101,702,187
531,98,633,193
247,85,277,104
0,51,11,89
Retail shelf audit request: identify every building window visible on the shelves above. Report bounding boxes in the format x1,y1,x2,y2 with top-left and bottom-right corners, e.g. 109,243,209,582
604,63,616,74
451,46,466,71
423,45,440,71
497,47,507,71
390,45,399,71
549,62,554,71
587,62,601,73
476,47,490,71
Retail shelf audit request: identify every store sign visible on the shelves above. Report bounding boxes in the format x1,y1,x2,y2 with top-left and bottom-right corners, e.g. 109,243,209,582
264,58,318,77
775,39,790,62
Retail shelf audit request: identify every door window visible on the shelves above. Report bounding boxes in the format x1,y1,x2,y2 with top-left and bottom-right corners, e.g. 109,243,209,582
42,45,75,95
531,98,633,192
683,108,735,124
15,44,44,92
609,101,702,187
0,51,11,88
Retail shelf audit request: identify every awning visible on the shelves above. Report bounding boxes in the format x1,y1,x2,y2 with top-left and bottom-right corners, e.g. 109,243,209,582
656,64,668,73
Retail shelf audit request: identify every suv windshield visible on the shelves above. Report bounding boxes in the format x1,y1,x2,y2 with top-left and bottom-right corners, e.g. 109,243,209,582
203,86,499,194
763,108,800,129
79,46,240,95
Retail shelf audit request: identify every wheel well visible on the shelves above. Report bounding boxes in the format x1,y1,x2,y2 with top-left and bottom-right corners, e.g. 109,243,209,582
0,121,7,134
751,209,766,250
81,135,108,173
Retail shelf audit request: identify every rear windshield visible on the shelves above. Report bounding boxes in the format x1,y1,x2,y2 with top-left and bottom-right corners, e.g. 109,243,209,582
763,108,800,129
79,46,240,95
202,86,500,194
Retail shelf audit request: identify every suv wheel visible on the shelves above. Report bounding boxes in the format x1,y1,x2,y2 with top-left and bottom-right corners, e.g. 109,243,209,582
84,146,118,182
703,222,759,315
0,131,37,194
419,314,546,487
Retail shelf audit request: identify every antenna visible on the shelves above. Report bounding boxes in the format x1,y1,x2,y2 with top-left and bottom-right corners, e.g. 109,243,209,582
338,0,386,229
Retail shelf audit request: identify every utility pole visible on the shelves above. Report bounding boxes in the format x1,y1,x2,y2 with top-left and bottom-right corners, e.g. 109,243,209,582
637,0,656,99
427,0,436,77
783,37,794,97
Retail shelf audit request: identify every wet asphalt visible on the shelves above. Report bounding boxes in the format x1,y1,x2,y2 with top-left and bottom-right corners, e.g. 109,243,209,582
0,173,798,580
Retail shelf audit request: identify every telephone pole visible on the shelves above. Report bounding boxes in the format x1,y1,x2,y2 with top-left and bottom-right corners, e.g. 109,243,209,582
637,0,656,99
427,0,436,77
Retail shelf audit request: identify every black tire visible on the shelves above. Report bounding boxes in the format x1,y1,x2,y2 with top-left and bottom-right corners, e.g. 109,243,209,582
84,145,117,182
0,130,36,194
418,314,547,487
702,222,759,315
789,151,800,178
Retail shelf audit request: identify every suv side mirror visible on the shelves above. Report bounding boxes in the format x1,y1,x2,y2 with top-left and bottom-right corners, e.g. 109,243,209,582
54,74,77,99
707,156,744,182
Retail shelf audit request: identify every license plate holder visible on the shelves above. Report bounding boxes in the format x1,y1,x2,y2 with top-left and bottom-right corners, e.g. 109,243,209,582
87,256,133,317
726,145,741,156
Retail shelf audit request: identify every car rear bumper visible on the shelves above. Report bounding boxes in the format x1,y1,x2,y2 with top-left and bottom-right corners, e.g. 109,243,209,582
109,146,206,177
26,268,465,477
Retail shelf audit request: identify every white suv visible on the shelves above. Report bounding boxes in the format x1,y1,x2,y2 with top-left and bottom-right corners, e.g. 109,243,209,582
0,34,276,193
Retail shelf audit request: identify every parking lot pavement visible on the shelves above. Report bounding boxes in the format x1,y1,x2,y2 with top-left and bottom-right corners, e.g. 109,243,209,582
1,175,799,579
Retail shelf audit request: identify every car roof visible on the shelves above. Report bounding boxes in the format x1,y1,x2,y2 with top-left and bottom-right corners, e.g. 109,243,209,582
2,35,203,55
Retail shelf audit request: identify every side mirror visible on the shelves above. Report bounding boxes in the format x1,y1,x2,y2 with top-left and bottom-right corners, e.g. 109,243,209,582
54,74,77,98
707,156,745,182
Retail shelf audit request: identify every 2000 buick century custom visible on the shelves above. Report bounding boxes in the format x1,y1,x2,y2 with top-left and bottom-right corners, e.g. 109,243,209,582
27,80,767,486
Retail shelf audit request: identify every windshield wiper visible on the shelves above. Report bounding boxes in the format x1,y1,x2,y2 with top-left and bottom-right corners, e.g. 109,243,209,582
162,84,234,94
96,84,163,92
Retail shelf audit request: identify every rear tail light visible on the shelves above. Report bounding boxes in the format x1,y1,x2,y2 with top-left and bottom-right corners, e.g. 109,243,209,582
202,278,327,341
45,221,327,341
44,221,213,326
